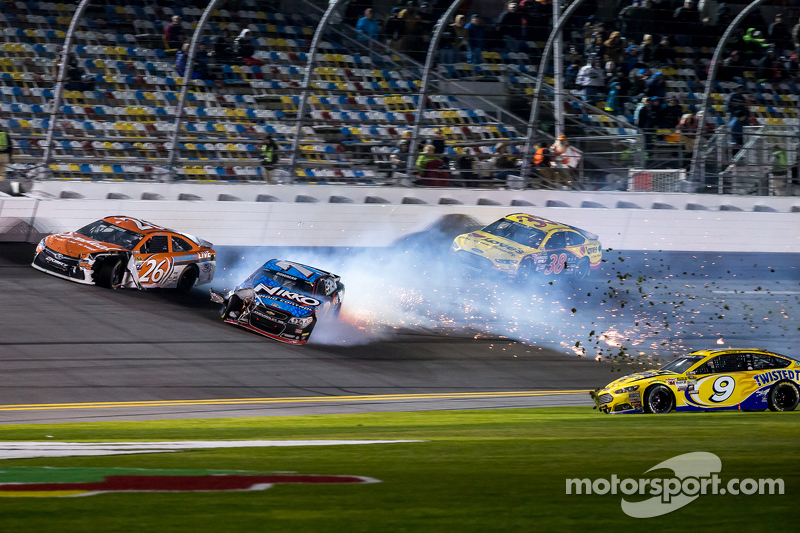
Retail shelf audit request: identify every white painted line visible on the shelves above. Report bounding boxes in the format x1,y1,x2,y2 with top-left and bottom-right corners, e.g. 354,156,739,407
0,440,423,460
712,290,800,295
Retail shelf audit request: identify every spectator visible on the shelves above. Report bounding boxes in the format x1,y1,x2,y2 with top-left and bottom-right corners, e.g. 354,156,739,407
194,44,210,79
652,36,676,66
605,81,624,115
176,43,190,77
565,59,581,89
496,2,525,53
603,31,624,66
673,1,699,34
443,14,469,65
757,47,787,82
550,135,575,186
618,1,641,40
357,8,380,43
489,143,518,183
645,71,666,98
416,144,449,186
532,145,555,182
659,96,682,128
454,147,477,187
390,141,410,171
0,123,11,182
235,29,255,60
635,97,657,155
677,112,697,167
728,110,745,148
721,50,745,82
770,143,790,195
417,3,437,34
585,33,605,61
465,14,485,65
622,45,639,75
787,54,800,80
607,67,631,104
385,8,405,51
260,136,278,182
639,34,655,64
214,29,234,61
164,15,184,49
742,28,769,57
425,128,446,155
793,17,800,56
768,13,792,52
725,85,748,119
631,68,649,98
576,56,606,105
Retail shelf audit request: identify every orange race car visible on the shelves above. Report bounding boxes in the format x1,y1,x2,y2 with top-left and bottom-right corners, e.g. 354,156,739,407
32,216,216,292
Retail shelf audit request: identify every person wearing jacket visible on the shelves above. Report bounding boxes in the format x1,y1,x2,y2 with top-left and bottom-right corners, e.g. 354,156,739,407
356,9,381,43
0,124,12,181
260,136,278,182
175,43,189,77
465,14,485,65
576,57,606,105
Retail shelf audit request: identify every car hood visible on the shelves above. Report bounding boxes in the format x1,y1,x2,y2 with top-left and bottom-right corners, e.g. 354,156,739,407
603,370,678,390
240,276,318,318
45,232,129,257
455,231,532,257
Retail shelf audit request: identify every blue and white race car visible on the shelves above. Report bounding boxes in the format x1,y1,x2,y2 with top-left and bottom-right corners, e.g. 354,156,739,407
210,259,344,345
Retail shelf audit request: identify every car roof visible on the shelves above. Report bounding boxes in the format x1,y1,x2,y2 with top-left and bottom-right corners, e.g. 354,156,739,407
103,216,175,236
503,214,598,239
262,259,332,282
688,348,796,360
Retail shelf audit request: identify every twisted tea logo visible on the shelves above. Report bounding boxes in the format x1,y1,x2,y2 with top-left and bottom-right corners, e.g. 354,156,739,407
621,452,720,518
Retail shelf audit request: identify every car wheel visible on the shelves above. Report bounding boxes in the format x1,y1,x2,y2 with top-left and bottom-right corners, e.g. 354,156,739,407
574,258,591,280
96,257,124,289
516,258,534,285
644,384,674,414
768,380,799,412
221,293,243,320
176,265,198,293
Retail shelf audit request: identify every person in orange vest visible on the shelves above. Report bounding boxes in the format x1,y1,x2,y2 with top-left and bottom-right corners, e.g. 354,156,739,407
532,145,555,184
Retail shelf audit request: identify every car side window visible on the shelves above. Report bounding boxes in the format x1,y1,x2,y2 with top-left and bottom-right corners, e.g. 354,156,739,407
566,232,586,246
140,235,169,254
751,353,791,370
704,354,749,374
171,236,193,252
545,232,566,250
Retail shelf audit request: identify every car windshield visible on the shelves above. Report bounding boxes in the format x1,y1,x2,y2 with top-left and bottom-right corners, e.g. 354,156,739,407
260,269,315,295
76,220,144,249
660,355,705,374
481,219,547,248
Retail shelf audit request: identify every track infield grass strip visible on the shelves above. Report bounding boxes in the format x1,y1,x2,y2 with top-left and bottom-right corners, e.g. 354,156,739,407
0,407,796,532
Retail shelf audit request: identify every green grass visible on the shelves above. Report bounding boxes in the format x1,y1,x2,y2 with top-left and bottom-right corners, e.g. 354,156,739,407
0,408,797,531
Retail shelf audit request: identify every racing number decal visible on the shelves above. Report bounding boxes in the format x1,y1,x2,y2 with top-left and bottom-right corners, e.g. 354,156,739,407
514,215,549,228
544,253,567,275
709,376,735,403
139,257,173,284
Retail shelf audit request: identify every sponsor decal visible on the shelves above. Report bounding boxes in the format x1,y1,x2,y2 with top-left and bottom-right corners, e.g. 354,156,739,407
109,217,165,232
0,467,377,497
197,250,213,260
254,283,321,307
274,260,314,279
754,369,799,387
174,253,198,263
587,246,599,254
471,248,484,254
253,310,280,322
46,257,68,269
276,272,299,280
481,238,524,254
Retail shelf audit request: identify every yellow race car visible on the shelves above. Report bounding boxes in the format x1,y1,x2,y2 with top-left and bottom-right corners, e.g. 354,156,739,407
451,214,602,283
591,349,800,414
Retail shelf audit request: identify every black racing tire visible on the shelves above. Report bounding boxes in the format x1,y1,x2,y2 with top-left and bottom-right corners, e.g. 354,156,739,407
644,384,674,414
176,265,198,293
574,258,591,281
96,256,124,289
768,380,799,412
221,294,243,320
515,257,535,285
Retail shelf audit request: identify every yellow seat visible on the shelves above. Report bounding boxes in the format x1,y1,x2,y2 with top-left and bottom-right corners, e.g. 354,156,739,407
69,164,80,172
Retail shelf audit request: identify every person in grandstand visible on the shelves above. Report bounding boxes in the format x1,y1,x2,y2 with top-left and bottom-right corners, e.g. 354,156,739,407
496,2,525,53
164,15,184,49
465,14,485,65
576,56,606,105
416,144,449,187
176,43,190,77
659,96,683,129
356,8,381,45
390,141,410,174
213,29,234,62
726,85,749,120
384,8,405,51
489,143,518,184
235,29,258,64
260,136,279,182
768,13,792,52
728,111,746,149
677,112,698,168
0,123,11,182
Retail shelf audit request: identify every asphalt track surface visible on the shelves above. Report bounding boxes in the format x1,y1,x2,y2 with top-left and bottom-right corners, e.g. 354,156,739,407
2,242,798,425
0,244,600,424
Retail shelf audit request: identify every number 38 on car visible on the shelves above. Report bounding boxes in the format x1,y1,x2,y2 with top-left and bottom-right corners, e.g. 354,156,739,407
591,349,800,414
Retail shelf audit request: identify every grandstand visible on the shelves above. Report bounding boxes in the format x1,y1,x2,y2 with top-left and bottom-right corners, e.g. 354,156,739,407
0,0,797,193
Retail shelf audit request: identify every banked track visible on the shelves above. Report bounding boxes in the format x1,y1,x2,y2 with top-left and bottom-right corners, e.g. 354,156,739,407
0,244,600,424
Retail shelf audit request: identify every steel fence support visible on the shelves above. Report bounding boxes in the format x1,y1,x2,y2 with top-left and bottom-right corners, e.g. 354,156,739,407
41,0,93,178
689,0,768,188
166,0,222,181
405,0,467,178
553,0,564,138
289,0,347,180
519,0,585,180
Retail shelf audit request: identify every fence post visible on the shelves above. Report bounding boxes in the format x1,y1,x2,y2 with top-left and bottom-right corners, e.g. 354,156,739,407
166,0,222,181
40,0,93,179
289,0,347,181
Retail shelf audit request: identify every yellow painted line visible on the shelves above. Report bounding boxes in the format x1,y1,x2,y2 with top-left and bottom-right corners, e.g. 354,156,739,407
0,391,592,412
